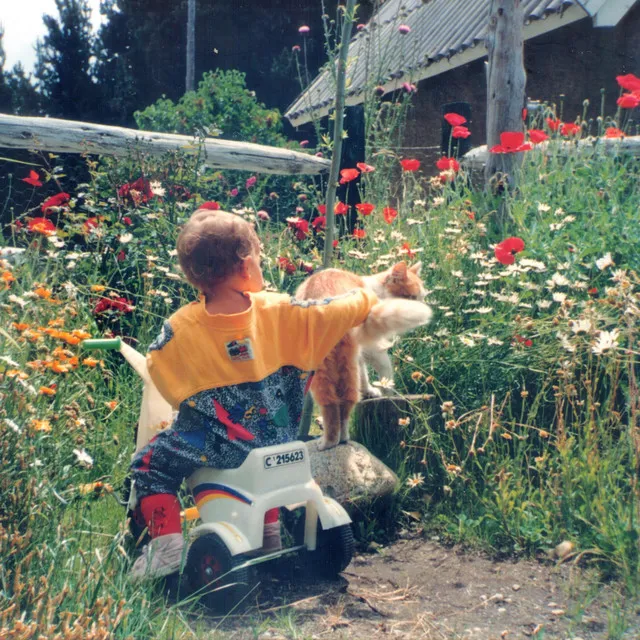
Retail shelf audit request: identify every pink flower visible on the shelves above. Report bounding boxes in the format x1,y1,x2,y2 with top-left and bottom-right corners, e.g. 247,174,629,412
299,140,309,147
245,176,257,189
298,25,310,34
122,216,133,226
356,23,366,31
398,24,411,34
489,132,532,153
257,210,270,221
402,82,417,93
617,93,640,109
444,113,466,127
292,45,301,52
616,73,640,92
229,188,239,197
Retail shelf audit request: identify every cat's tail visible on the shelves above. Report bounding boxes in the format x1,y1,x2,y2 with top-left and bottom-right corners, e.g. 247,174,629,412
353,299,433,346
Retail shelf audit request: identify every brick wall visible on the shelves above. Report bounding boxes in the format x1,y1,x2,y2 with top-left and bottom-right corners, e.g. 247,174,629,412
400,6,640,171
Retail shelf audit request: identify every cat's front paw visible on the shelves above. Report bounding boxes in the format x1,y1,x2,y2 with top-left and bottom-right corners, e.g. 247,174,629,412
362,386,383,399
316,436,339,451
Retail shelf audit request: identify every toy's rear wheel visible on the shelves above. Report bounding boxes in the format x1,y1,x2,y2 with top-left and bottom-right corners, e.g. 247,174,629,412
186,533,252,613
297,519,354,578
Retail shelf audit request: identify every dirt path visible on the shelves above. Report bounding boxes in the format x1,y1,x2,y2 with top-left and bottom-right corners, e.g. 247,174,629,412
204,536,637,639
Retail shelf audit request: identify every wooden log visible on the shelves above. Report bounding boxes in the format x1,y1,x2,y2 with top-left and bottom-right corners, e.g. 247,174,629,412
351,394,436,470
484,0,527,194
463,136,640,170
0,113,331,175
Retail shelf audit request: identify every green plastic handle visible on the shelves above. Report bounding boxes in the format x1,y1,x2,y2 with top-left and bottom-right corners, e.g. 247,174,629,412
82,338,122,351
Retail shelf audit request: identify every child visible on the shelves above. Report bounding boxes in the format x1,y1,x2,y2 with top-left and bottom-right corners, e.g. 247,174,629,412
130,208,378,580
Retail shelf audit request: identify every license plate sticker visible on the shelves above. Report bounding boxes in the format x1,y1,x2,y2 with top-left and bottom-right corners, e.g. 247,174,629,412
263,448,305,469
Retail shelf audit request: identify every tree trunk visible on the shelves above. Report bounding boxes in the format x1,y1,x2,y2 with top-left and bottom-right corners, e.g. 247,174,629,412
0,113,331,175
186,0,196,93
484,0,527,195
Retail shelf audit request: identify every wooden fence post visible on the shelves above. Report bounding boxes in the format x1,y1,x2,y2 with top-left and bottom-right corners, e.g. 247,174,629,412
484,0,527,206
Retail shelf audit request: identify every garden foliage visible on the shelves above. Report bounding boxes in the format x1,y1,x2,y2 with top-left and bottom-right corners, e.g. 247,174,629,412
1,65,640,636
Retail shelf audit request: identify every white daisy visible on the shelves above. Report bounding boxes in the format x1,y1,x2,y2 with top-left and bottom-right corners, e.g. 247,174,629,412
73,448,94,468
592,329,620,355
596,253,615,271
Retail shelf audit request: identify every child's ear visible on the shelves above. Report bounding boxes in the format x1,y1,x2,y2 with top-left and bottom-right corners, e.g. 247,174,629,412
409,261,422,276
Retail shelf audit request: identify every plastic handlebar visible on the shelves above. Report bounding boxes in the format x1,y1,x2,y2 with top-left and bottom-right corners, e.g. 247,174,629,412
82,338,122,350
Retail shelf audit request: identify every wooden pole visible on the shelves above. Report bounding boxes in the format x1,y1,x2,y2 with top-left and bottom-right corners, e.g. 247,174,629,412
0,113,331,175
484,0,527,201
298,0,357,439
186,0,196,93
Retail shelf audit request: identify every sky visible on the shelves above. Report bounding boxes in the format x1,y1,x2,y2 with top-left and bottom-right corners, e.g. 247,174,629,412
1,0,103,74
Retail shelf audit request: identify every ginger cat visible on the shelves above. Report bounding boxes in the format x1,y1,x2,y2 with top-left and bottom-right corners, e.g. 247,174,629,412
296,261,431,450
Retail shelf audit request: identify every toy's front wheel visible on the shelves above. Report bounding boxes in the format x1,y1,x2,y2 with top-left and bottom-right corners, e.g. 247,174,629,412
299,520,354,578
186,533,252,613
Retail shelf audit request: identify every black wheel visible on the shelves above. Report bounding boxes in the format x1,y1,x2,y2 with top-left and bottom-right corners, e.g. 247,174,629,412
186,533,252,614
297,518,355,579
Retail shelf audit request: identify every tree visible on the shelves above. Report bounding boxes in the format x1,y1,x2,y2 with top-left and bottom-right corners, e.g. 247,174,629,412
5,64,41,116
0,27,13,113
34,0,101,120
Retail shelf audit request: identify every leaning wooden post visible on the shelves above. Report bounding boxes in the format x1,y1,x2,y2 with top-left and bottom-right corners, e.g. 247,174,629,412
484,0,527,215
298,0,357,439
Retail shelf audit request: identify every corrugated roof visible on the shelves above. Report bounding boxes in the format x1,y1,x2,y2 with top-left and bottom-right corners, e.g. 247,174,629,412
285,0,588,125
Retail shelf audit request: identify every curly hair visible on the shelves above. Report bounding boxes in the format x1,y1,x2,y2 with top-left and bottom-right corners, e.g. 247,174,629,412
176,209,260,292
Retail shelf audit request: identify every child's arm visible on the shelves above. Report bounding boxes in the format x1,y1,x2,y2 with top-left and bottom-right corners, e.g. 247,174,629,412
278,288,378,370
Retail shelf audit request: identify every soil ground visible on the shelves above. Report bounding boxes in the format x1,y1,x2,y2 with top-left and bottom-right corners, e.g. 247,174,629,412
204,535,639,639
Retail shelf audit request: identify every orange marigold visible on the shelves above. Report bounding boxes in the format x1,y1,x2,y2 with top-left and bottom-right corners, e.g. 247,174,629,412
82,357,100,367
12,322,29,331
39,386,57,396
31,419,52,432
34,286,52,299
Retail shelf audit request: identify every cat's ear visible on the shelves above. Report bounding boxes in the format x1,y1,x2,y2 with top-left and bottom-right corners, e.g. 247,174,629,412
409,261,422,276
391,261,408,280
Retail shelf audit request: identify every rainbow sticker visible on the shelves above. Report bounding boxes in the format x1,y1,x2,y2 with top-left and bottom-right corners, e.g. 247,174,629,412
193,483,253,509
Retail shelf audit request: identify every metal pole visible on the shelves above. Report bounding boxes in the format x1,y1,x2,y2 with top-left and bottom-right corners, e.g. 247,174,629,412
298,0,357,440
186,0,196,92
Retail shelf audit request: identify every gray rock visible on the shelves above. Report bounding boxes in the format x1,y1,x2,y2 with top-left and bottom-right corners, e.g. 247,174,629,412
307,440,399,505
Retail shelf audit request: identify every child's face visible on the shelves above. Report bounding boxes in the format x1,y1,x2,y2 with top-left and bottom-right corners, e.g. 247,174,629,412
242,248,264,293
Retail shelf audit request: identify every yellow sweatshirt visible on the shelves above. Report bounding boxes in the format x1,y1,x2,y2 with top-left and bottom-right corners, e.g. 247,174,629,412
145,288,377,467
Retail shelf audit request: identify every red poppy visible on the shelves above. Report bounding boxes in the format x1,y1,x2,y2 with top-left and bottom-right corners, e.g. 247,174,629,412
41,192,70,215
489,132,532,154
22,170,42,188
528,129,549,144
522,107,528,121
199,201,221,210
122,216,133,225
444,113,466,127
339,168,360,184
355,203,375,216
617,93,640,109
116,250,126,262
334,202,349,215
546,118,562,132
356,162,375,173
401,242,416,259
514,335,533,347
317,204,327,215
494,237,525,265
332,239,339,248
353,228,366,239
435,157,460,172
561,122,581,137
288,218,309,241
616,73,640,92
83,217,99,233
452,125,471,139
93,297,134,315
311,216,326,230
383,207,398,224
588,287,598,296
605,127,625,138
277,256,297,275
298,261,314,274
400,158,420,172
118,178,153,204
27,217,56,236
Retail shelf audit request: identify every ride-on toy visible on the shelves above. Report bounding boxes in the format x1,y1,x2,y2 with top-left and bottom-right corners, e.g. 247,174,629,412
83,338,355,612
